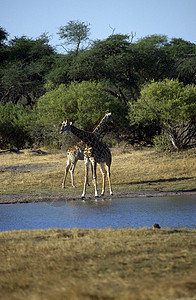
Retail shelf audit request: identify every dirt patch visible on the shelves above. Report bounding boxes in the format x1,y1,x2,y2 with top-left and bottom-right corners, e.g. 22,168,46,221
0,162,62,173
0,189,195,204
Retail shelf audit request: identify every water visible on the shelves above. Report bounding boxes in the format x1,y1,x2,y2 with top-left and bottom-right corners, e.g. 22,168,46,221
0,195,195,231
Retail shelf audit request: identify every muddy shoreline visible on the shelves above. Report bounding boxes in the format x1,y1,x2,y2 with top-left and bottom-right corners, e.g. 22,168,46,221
0,189,195,204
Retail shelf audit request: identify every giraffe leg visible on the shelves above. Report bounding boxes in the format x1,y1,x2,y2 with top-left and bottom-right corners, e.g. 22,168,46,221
70,159,78,188
62,155,71,189
81,158,89,199
86,161,91,186
106,163,113,195
90,161,95,186
99,163,106,196
70,167,75,187
91,160,99,197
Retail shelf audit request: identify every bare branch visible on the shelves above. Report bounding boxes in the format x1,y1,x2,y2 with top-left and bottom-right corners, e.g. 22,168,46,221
109,25,115,36
130,32,136,43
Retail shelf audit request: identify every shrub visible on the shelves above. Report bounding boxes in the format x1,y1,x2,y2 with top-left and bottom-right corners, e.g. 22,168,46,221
0,102,34,149
128,79,196,150
153,131,171,152
35,80,128,146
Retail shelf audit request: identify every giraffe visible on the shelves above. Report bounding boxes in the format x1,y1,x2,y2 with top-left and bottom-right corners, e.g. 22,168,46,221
59,120,113,198
61,113,112,189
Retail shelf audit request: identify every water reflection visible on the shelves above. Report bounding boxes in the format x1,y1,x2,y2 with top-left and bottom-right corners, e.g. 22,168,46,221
0,195,195,231
47,198,112,208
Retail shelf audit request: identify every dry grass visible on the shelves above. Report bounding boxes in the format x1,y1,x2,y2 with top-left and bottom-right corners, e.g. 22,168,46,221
0,147,196,195
111,147,196,192
1,147,196,299
0,228,196,300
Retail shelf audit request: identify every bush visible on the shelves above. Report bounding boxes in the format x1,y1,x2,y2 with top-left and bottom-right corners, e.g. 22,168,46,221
35,80,128,146
36,81,113,127
128,79,196,150
153,131,171,152
0,103,34,149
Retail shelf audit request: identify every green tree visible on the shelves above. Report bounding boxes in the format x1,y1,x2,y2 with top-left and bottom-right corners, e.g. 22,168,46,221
44,52,76,87
36,80,128,145
0,27,9,71
0,102,34,148
46,34,196,105
36,81,112,128
51,34,137,102
128,79,196,150
0,35,55,105
0,27,8,46
166,38,196,84
57,20,91,55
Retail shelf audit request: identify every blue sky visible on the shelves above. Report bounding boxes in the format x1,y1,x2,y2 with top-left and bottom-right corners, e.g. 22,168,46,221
1,0,196,52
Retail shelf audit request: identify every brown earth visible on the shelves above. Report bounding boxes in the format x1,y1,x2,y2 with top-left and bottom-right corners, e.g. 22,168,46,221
0,189,195,204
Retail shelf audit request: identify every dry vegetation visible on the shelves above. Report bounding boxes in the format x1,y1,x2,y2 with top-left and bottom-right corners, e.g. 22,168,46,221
0,147,196,299
0,228,196,300
0,146,196,198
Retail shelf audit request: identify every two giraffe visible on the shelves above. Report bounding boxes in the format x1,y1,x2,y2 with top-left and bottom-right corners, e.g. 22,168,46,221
62,113,112,189
60,116,113,198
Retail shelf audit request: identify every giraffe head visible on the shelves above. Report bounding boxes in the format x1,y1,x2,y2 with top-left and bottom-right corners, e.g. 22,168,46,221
106,112,111,118
59,120,72,134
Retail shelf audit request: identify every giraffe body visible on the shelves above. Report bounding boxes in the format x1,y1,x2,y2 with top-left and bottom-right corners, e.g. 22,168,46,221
62,141,86,188
60,120,113,198
83,142,112,198
62,113,112,188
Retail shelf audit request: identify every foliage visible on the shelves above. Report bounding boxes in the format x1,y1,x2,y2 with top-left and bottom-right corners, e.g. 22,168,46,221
153,131,171,152
37,80,126,127
166,38,196,84
0,102,35,148
128,79,196,150
47,34,196,103
0,35,55,105
35,80,129,145
57,20,91,54
0,26,8,46
1,22,196,149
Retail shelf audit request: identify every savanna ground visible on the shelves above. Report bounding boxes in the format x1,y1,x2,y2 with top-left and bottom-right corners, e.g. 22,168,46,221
0,228,196,300
0,145,196,202
0,145,196,299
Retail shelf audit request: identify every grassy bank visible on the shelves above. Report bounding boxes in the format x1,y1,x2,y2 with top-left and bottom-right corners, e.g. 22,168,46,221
0,146,196,196
1,148,196,299
0,228,196,300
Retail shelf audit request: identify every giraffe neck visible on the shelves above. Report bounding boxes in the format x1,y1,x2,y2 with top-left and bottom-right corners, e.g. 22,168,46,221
93,114,110,138
70,124,96,146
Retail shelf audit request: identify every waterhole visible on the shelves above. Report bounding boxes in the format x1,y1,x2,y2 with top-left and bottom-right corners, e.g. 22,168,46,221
0,195,195,231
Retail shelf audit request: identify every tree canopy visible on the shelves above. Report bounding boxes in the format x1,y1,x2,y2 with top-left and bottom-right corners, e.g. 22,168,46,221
57,20,91,54
0,34,55,106
0,22,195,150
128,79,196,150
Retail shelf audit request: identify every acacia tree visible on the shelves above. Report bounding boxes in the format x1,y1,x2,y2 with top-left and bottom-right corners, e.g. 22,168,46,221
0,27,8,46
167,38,196,85
46,34,196,103
128,79,196,151
57,20,91,55
0,35,55,105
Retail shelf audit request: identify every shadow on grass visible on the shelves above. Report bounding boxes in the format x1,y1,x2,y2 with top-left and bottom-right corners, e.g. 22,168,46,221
128,177,195,185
